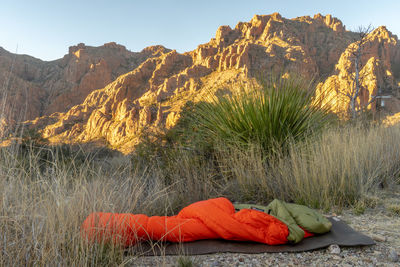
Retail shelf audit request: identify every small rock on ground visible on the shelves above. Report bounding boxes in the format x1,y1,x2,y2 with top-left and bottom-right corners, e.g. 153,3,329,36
328,244,341,254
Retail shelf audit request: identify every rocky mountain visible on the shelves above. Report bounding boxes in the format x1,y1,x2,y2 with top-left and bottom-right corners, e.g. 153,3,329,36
1,13,399,153
0,42,170,122
316,26,400,116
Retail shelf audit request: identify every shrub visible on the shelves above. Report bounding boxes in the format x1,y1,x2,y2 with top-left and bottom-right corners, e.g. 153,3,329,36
177,255,196,267
388,204,400,216
188,74,334,154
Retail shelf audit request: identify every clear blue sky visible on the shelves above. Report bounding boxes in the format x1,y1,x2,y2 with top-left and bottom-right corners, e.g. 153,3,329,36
1,0,399,61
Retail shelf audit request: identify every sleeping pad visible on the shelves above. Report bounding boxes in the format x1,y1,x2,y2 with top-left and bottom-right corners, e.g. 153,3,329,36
81,197,331,247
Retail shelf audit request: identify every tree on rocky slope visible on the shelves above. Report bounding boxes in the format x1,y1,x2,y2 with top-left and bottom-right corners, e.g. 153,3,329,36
347,25,375,119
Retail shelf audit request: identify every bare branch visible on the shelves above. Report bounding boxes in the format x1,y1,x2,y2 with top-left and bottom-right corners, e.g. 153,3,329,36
367,94,379,106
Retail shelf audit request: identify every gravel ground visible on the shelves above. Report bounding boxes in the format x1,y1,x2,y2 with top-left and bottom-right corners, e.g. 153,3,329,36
127,190,400,267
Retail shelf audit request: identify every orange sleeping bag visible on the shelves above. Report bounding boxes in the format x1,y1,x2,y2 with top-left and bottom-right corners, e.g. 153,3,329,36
81,197,292,246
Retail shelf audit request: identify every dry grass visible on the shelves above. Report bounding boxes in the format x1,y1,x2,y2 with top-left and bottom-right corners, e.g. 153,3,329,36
0,124,399,265
0,143,221,266
217,124,400,210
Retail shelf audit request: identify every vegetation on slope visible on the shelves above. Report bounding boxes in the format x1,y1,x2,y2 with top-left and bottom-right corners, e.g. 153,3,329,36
181,75,334,154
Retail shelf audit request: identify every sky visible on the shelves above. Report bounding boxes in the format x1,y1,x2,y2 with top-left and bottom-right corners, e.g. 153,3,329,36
1,0,400,61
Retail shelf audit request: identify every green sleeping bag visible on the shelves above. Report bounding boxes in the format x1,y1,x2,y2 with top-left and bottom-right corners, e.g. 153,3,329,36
234,199,332,243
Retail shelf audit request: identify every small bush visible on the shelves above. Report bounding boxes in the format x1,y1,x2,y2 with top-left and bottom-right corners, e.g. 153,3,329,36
177,255,196,267
387,204,400,216
353,201,366,215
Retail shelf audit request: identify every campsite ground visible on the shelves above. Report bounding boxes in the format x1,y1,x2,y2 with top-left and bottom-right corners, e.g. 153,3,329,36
2,122,400,266
129,187,400,267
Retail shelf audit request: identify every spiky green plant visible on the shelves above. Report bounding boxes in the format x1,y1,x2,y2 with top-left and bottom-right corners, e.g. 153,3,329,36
191,75,334,154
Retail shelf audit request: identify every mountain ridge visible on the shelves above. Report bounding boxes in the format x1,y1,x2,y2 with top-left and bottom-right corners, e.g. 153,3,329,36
1,13,399,153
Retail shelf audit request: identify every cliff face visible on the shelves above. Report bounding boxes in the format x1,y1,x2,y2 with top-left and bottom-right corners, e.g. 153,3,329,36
316,26,400,117
1,13,399,153
191,13,351,77
0,47,47,123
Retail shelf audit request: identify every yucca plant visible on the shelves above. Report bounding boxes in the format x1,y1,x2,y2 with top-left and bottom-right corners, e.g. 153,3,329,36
190,74,334,154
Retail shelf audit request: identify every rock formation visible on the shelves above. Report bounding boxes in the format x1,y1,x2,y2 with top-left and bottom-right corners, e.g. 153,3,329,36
0,43,170,122
316,26,400,117
0,13,399,153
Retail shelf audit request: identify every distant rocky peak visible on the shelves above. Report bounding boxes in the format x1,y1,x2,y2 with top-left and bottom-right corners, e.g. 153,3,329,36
368,26,398,44
102,42,127,51
69,43,86,55
141,45,172,57
250,13,283,25
313,13,345,32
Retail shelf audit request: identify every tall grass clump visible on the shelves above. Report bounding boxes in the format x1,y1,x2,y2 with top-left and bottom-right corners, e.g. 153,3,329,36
279,124,400,209
216,124,400,210
0,141,224,266
189,75,334,154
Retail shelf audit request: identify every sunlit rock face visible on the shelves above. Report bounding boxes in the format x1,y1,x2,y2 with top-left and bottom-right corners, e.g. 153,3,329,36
1,13,400,153
316,26,400,117
383,111,400,126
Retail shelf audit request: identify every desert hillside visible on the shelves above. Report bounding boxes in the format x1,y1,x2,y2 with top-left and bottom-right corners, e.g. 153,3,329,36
0,42,169,120
2,10,400,267
1,13,399,153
